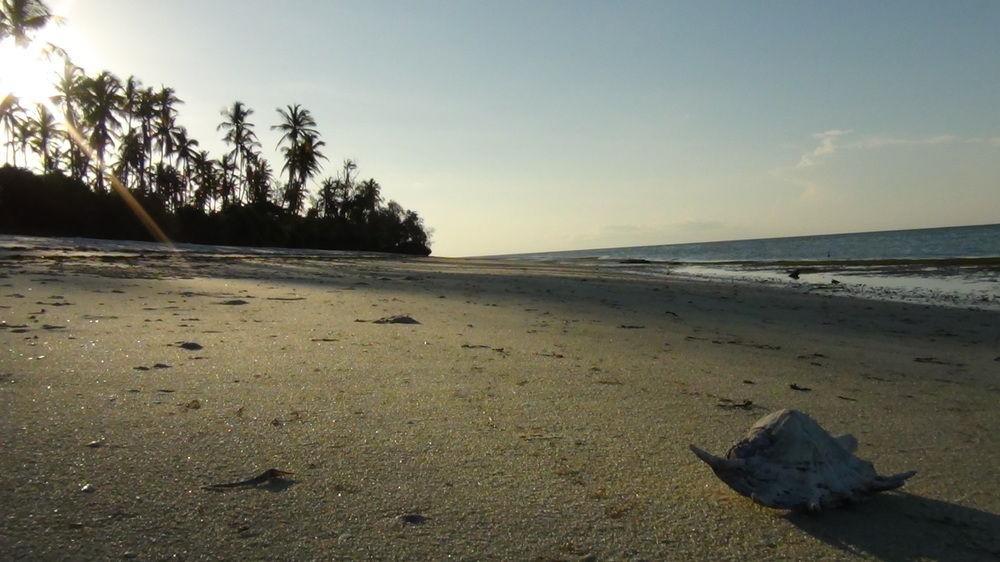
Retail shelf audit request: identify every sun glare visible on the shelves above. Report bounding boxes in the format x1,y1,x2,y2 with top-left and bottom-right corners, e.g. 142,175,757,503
0,37,63,108
0,0,97,112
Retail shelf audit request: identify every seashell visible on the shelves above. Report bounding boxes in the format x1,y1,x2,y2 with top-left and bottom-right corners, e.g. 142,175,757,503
690,409,915,511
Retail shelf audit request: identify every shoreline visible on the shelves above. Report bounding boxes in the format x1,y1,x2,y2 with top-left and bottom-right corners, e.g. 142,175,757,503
3,234,999,313
517,256,1000,313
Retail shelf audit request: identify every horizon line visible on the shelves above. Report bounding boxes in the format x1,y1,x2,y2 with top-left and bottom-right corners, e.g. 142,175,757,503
474,221,1000,259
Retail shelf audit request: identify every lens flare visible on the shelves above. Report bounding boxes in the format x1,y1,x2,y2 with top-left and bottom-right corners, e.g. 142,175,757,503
58,120,173,246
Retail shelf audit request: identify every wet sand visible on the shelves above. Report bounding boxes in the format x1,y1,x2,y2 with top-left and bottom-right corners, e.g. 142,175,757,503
1,247,999,560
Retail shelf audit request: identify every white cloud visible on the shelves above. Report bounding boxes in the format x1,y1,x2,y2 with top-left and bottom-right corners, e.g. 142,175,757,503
795,130,999,169
797,129,852,168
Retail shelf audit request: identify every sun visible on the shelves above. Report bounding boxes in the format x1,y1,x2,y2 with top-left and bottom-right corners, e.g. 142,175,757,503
0,0,97,112
0,36,62,108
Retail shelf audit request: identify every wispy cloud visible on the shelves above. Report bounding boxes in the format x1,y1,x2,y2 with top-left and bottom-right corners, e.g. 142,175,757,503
794,130,999,169
796,129,852,168
848,134,958,150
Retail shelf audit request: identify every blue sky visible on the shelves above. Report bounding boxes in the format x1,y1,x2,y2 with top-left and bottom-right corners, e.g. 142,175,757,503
47,0,1000,255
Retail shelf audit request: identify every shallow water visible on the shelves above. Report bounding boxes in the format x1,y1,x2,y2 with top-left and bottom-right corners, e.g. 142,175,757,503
502,224,1000,311
671,264,1000,311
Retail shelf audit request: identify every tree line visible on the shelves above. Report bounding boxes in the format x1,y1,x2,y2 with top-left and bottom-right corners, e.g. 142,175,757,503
0,0,431,255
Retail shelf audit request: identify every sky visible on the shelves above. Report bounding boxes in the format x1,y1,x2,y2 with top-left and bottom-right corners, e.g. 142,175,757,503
26,1,1000,255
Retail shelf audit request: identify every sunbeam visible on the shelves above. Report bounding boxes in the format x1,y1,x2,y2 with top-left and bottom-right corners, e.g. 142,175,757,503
59,116,174,246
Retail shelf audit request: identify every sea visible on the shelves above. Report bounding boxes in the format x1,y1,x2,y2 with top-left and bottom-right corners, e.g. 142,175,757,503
502,223,1000,310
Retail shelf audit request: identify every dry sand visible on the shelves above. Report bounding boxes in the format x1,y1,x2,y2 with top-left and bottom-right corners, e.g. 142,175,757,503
1,247,998,560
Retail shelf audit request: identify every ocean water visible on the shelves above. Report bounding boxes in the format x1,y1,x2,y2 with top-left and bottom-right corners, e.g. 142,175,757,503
504,224,1000,310
509,223,1000,264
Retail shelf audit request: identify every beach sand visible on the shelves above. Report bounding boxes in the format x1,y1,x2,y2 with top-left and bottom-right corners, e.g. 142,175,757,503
1,248,998,560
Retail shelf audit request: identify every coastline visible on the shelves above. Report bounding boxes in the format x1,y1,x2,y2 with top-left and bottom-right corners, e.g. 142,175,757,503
511,256,1000,313
2,237,999,559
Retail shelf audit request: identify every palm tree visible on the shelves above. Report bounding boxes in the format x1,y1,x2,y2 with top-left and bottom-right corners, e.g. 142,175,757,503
119,76,141,125
153,86,182,167
272,104,318,148
295,135,325,184
316,159,357,218
13,117,33,166
28,103,58,173
153,162,183,210
340,158,357,187
0,94,25,165
79,70,122,192
114,128,143,190
272,104,318,187
245,153,273,207
280,134,326,214
133,87,156,190
171,125,198,202
0,0,53,46
52,60,87,180
217,152,237,208
350,178,383,222
317,177,347,219
191,149,217,211
118,76,141,153
217,100,260,200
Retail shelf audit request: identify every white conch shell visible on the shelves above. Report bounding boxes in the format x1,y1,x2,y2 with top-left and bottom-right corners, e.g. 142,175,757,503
691,409,915,511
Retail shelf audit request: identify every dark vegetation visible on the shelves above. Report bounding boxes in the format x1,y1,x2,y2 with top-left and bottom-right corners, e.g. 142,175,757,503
0,0,431,254
0,166,431,253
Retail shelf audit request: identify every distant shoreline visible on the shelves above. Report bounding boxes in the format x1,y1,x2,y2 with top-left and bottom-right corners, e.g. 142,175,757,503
485,221,1000,259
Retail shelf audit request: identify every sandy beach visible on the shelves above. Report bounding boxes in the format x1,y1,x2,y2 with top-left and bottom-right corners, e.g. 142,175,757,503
2,244,998,560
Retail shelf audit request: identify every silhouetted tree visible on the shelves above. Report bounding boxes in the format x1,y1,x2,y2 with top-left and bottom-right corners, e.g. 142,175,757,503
79,70,122,192
29,103,58,172
0,0,53,45
245,153,273,207
272,104,319,193
52,61,88,181
218,101,259,202
0,95,25,165
171,126,198,201
152,86,181,168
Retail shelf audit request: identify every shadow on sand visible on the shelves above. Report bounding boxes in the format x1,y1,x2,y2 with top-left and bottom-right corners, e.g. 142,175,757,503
202,478,296,493
787,492,999,561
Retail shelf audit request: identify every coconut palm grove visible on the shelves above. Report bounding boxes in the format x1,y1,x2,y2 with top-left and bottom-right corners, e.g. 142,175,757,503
0,0,432,255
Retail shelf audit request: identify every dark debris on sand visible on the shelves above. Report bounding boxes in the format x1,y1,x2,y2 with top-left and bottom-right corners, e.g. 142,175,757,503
372,315,420,325
398,513,428,525
716,398,758,411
